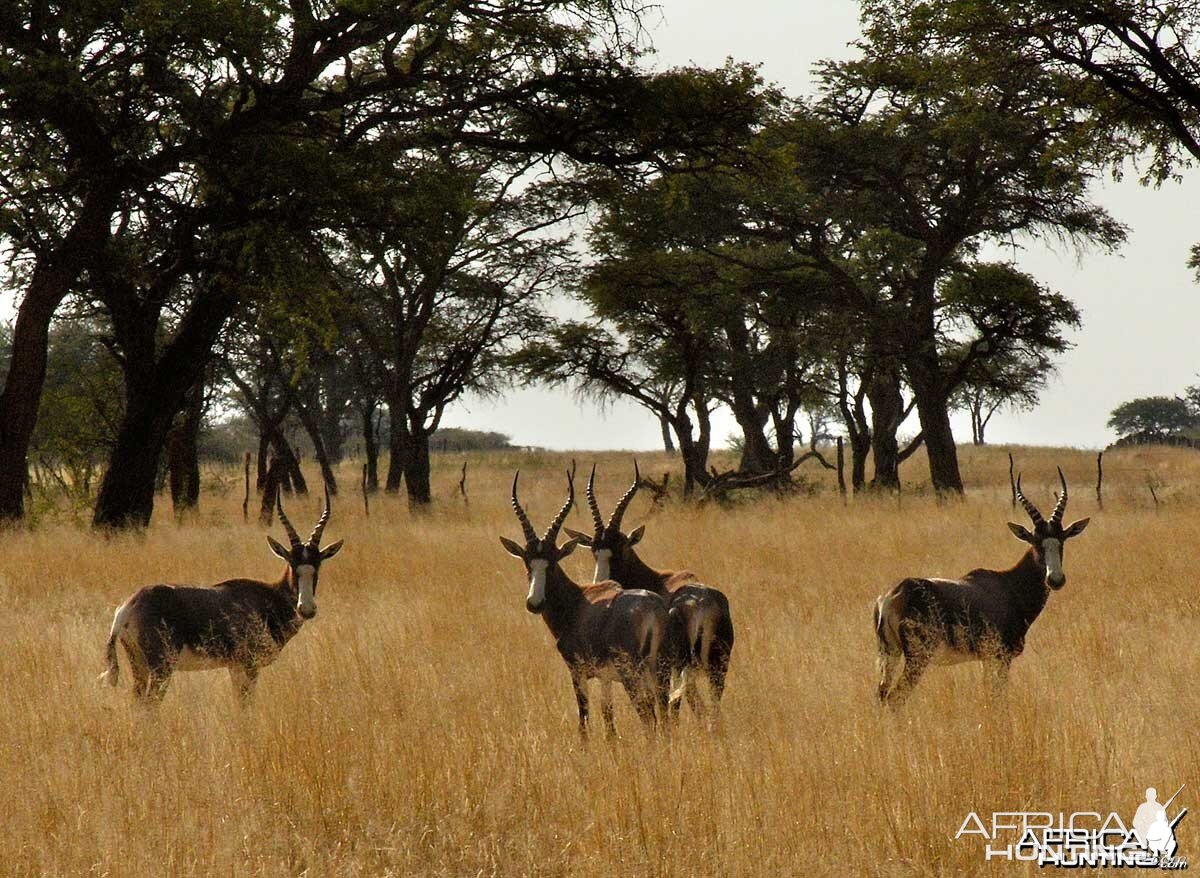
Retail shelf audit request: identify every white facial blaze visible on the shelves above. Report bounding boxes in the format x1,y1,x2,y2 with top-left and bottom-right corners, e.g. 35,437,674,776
593,548,613,583
1042,539,1064,584
527,559,549,609
296,564,317,616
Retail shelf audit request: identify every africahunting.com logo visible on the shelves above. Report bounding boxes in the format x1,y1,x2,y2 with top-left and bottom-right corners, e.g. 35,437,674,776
956,784,1188,869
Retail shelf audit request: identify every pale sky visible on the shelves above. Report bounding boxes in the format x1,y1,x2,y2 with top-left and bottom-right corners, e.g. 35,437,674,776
446,0,1200,451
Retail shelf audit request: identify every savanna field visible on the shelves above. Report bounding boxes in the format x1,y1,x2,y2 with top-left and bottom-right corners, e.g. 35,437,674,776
2,445,1198,877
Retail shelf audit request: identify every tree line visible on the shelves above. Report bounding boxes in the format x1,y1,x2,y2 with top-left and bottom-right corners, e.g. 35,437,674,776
2,1,1198,526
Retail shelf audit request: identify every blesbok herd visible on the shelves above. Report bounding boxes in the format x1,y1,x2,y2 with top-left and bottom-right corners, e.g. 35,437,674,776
98,459,1092,731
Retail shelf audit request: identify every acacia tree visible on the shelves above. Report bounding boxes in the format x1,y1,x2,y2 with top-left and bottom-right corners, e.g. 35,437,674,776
953,351,1049,446
535,114,845,487
737,31,1122,492
907,0,1200,180
334,151,575,508
1,1,758,527
515,320,719,495
218,331,309,497
946,266,1079,447
1108,396,1197,440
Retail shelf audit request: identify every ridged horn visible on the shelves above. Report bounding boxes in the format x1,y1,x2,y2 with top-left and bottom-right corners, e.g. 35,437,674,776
510,471,538,543
276,488,303,550
1050,466,1068,525
608,459,640,532
309,483,332,546
586,463,605,535
1015,474,1045,526
544,469,575,544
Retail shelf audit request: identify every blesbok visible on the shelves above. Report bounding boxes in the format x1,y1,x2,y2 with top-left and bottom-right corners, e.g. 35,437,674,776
565,462,734,721
499,470,672,737
100,489,344,704
874,468,1090,706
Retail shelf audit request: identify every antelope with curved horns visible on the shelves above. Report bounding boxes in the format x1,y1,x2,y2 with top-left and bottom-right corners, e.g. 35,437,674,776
874,467,1090,706
500,470,672,737
565,461,734,722
99,487,344,704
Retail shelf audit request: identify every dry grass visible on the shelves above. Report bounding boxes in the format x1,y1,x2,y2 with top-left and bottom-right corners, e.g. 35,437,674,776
2,444,1198,876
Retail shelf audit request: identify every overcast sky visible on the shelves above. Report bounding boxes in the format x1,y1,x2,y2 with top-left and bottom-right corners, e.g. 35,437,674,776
440,0,1200,452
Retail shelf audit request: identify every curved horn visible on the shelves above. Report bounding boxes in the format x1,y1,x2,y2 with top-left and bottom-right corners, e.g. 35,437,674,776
510,471,538,543
607,459,640,532
1015,474,1044,526
309,483,332,546
543,469,575,544
276,488,303,550
1050,466,1068,525
585,463,605,535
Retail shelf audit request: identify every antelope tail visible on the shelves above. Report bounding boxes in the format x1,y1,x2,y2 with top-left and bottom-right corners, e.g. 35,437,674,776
99,600,132,686
668,667,688,705
667,606,688,705
682,595,719,667
638,608,664,667
874,583,908,658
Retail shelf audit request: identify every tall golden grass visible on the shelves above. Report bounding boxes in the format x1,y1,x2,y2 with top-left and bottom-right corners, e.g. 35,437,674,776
2,444,1198,876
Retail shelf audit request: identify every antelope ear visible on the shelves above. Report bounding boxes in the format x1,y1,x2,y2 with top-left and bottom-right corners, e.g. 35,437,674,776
1007,522,1035,543
320,539,344,560
267,536,291,561
627,524,645,546
563,527,594,547
1063,517,1090,539
558,537,580,559
499,536,525,558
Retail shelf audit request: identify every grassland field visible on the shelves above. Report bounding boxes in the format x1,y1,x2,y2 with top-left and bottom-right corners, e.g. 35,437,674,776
2,443,1198,877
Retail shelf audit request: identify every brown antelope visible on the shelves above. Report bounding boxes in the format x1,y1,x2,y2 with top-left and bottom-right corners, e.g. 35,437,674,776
99,489,344,704
874,468,1090,706
500,470,672,737
565,462,734,721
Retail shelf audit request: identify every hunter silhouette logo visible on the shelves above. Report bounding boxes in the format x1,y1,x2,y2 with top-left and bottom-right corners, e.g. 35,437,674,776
955,783,1188,869
1132,786,1186,862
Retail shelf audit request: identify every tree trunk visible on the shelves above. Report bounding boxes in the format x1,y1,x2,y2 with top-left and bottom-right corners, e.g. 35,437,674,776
694,394,712,471
404,428,432,508
96,385,187,528
908,362,964,493
868,367,904,491
724,324,775,474
361,402,379,492
728,388,774,475
850,434,870,491
268,428,306,495
671,395,713,498
0,185,117,521
736,420,775,474
166,380,204,513
669,413,704,497
317,382,347,465
970,398,990,446
93,287,238,528
903,279,964,494
294,396,338,495
384,397,408,493
659,414,676,455
676,427,701,497
256,433,270,490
